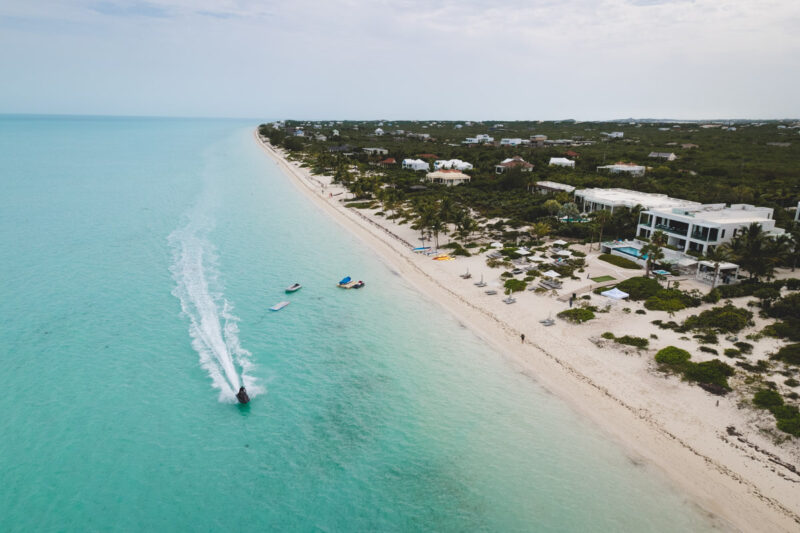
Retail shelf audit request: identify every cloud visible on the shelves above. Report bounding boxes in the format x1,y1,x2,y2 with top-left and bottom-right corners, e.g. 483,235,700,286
0,0,798,119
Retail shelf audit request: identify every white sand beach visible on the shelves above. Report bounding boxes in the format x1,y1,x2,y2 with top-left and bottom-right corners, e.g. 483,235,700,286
255,131,800,532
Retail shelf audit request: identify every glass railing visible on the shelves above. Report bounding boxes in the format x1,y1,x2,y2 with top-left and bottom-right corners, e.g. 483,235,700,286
654,224,687,236
690,231,709,241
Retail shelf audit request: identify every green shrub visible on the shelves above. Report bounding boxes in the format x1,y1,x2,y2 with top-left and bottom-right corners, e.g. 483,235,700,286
344,201,376,209
500,248,521,260
644,288,701,312
735,360,770,373
693,331,719,344
614,276,661,301
702,288,721,304
557,308,595,323
753,388,784,409
768,293,800,319
503,279,527,293
601,332,615,339
598,254,640,269
682,359,734,390
441,242,471,256
615,335,649,349
785,378,800,388
762,319,800,342
771,344,800,366
683,304,753,333
734,341,753,354
655,346,691,369
724,348,741,358
636,309,646,315
699,346,718,355
776,417,800,437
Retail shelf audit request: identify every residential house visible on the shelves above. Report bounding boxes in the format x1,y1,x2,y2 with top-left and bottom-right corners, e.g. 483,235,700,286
564,150,580,158
500,138,525,146
648,152,677,161
637,204,785,255
363,147,388,156
574,188,700,214
549,157,575,168
602,131,624,139
314,134,327,142
434,159,473,171
402,158,430,171
495,156,534,174
378,158,397,167
425,169,471,186
374,128,384,135
535,181,576,195
596,162,646,177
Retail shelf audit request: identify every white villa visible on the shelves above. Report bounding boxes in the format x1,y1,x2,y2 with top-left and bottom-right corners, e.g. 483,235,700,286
500,138,525,146
363,147,388,156
574,188,700,214
433,159,473,171
402,158,430,171
425,169,471,186
495,156,534,173
462,133,494,144
637,204,785,255
549,157,575,168
649,152,678,161
596,162,646,177
374,128,385,135
535,181,575,194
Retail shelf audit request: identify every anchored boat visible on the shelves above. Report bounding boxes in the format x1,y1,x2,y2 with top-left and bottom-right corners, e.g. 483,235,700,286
270,301,290,311
285,283,302,293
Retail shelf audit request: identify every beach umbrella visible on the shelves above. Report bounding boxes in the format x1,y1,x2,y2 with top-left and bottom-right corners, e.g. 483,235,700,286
491,242,503,248
542,269,561,278
601,288,629,300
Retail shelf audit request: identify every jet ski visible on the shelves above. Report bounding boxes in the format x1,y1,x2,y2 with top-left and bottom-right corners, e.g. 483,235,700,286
236,386,250,404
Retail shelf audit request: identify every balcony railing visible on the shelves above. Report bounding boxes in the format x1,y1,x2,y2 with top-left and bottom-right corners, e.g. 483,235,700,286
654,223,687,236
690,231,709,241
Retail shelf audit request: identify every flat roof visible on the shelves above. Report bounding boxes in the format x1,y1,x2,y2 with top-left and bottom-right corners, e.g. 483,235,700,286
536,181,575,192
575,188,701,210
647,204,775,224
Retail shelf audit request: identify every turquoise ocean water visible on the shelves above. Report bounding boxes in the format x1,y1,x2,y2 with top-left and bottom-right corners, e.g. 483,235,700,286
0,116,717,531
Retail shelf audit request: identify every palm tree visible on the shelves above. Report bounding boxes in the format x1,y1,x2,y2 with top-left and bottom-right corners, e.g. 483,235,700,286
641,243,665,278
705,245,732,290
594,210,612,250
651,229,668,249
530,222,550,243
786,222,800,272
558,202,580,223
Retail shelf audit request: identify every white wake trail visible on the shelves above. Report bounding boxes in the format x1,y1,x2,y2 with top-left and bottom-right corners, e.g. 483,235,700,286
169,211,259,402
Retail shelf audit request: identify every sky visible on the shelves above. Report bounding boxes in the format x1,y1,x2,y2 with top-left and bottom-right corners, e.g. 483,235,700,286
1,0,798,120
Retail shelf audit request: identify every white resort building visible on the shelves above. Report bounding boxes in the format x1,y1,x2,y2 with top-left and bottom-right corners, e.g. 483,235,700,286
549,157,575,168
402,158,430,171
636,203,785,255
425,169,471,186
433,159,473,171
596,162,646,177
574,188,700,214
535,181,575,194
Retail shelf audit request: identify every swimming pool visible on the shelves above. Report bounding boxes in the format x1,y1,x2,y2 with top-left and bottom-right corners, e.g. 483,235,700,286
615,246,647,259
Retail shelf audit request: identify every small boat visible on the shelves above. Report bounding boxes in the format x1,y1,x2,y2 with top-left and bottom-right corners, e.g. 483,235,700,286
338,277,365,289
474,274,487,287
460,269,471,279
236,386,250,404
503,296,517,304
270,301,290,311
285,283,302,293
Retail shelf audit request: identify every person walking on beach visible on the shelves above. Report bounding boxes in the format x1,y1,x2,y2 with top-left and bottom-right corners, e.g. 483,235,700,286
521,333,525,343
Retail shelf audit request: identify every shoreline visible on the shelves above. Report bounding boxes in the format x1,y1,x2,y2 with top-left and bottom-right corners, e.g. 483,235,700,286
254,130,800,532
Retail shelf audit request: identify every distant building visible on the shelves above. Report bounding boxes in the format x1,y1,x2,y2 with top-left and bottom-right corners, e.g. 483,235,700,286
331,129,340,137
495,156,534,174
535,181,576,195
602,131,624,139
681,143,698,149
574,188,700,214
425,169,471,186
314,134,327,142
648,152,677,161
564,150,580,158
500,138,524,146
293,129,305,137
402,158,430,171
434,159,473,171
596,162,645,177
417,153,438,160
328,144,353,153
549,157,575,168
363,147,388,156
378,157,397,167
637,204,785,255
374,128,384,136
